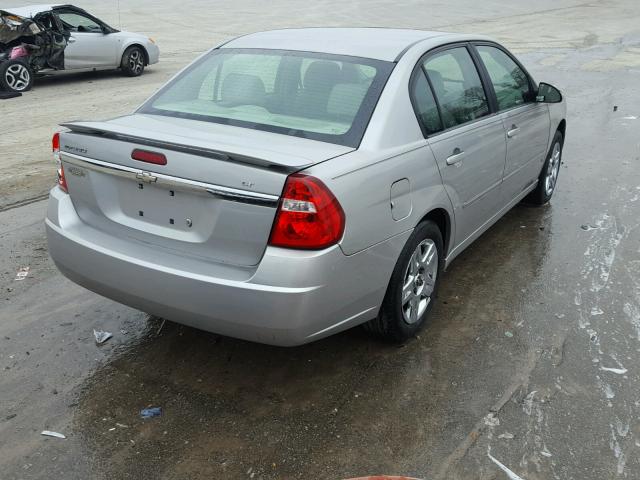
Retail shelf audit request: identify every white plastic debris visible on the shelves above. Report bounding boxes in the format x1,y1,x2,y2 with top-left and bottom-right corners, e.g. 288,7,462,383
484,413,500,427
600,366,628,375
498,432,515,439
504,331,514,338
41,430,66,439
93,329,113,344
488,451,526,480
14,266,29,281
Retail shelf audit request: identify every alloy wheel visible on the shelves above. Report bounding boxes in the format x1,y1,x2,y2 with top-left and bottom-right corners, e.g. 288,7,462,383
545,142,561,196
128,50,144,74
401,239,438,324
5,63,30,91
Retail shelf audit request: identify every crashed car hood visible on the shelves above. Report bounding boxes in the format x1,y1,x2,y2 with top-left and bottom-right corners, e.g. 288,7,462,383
0,9,42,44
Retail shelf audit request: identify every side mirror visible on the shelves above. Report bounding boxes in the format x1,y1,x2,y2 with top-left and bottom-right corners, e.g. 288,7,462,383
536,82,562,103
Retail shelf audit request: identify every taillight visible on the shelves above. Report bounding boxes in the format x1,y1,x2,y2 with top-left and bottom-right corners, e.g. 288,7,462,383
131,149,167,165
52,132,68,193
269,174,345,250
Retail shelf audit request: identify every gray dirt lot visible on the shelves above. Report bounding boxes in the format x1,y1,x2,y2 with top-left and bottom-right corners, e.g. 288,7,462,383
1,0,640,479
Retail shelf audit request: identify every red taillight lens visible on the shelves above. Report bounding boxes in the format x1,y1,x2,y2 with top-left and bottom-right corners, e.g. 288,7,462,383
52,132,60,152
52,132,68,193
269,174,345,250
131,149,167,165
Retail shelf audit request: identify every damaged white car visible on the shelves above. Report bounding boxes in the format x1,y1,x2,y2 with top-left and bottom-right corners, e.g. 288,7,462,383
0,4,159,93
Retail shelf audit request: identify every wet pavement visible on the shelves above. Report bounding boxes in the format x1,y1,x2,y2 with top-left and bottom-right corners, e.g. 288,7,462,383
2,1,640,479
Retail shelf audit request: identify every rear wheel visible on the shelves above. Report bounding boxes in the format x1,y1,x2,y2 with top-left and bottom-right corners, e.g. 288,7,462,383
121,46,145,77
0,59,34,92
364,220,443,343
526,131,563,205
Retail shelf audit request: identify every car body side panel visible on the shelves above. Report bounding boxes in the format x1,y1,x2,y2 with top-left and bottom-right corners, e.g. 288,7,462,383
499,103,550,203
308,142,454,257
63,31,119,68
427,116,507,247
547,100,567,146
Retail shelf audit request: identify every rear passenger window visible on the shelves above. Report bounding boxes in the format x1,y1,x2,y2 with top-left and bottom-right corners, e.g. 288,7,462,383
423,47,489,129
411,71,442,135
476,45,531,110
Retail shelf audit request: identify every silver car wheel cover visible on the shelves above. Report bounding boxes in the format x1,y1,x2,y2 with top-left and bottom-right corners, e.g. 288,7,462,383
5,64,30,91
401,238,438,325
545,142,561,196
128,50,144,74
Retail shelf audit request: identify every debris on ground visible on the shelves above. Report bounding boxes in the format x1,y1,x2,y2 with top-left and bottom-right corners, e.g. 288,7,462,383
504,331,514,338
0,90,20,99
498,432,515,439
156,318,166,335
93,329,113,345
14,266,29,281
41,430,65,439
140,407,162,419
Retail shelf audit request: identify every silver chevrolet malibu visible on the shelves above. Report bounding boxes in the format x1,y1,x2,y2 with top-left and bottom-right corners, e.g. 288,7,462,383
46,28,566,346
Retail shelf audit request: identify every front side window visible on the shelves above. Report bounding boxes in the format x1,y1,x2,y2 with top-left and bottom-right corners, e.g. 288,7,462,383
139,49,394,147
56,12,102,32
422,47,489,129
476,45,531,111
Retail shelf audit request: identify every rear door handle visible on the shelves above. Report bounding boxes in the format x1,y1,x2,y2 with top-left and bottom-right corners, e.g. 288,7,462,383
507,125,520,138
446,148,465,165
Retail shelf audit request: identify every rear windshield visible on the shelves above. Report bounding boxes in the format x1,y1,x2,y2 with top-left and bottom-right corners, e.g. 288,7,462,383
138,48,394,147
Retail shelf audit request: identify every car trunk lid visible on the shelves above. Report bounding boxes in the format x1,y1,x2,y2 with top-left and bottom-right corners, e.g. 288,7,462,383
59,114,353,266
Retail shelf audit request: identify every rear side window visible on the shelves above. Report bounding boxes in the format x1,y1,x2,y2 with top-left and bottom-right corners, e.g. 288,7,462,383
410,71,442,135
476,45,531,111
139,49,394,148
423,47,489,129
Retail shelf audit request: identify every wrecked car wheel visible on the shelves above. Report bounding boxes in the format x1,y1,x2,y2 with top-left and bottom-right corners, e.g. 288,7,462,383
0,60,33,92
121,46,146,77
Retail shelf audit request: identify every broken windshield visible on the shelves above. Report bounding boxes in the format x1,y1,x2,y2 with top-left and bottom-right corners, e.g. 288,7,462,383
138,48,394,147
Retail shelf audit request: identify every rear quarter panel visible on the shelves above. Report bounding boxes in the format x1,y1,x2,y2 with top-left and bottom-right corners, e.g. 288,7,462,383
307,143,454,257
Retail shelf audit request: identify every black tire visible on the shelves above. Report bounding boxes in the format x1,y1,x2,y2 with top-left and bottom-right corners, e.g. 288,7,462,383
525,131,563,205
364,220,444,343
120,46,146,77
0,59,34,92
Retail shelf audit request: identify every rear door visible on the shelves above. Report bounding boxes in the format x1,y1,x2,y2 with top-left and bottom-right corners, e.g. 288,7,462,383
54,9,118,69
473,43,550,203
417,45,507,247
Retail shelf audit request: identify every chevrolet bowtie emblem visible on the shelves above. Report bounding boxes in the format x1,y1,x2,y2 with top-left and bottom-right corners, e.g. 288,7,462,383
136,171,157,183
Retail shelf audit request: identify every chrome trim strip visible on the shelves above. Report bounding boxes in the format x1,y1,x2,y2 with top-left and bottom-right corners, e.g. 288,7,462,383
60,152,280,207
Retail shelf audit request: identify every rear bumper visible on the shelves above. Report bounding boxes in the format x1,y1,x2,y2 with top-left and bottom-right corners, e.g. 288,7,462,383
46,187,409,346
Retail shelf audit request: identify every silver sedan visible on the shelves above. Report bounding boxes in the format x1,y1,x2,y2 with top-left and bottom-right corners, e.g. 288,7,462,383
46,28,566,346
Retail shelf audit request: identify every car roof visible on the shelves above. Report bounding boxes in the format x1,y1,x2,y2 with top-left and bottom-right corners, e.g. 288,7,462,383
4,4,67,18
221,28,461,62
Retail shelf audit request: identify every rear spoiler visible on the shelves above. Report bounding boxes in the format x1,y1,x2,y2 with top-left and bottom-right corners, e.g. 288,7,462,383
60,122,304,174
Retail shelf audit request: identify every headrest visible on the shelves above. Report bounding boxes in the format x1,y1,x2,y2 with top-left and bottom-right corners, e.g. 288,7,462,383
221,73,266,106
303,60,341,91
